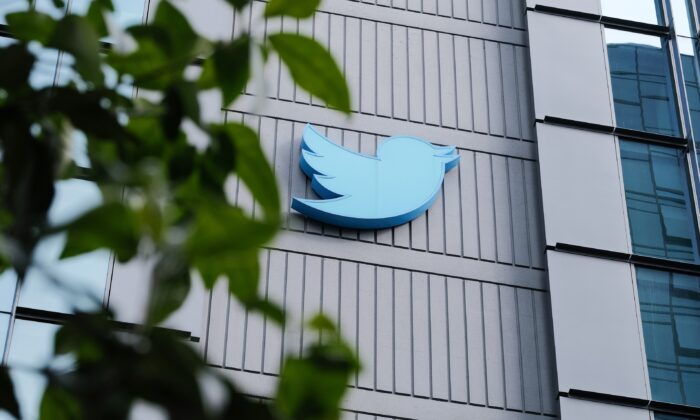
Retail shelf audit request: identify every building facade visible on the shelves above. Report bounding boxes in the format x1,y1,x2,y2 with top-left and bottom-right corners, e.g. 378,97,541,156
0,0,698,419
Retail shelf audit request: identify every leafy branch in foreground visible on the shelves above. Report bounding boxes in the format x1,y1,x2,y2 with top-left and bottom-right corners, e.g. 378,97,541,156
0,0,356,418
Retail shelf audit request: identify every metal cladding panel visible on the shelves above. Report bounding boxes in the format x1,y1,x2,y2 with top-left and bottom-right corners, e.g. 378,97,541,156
559,397,652,420
528,11,613,126
235,4,536,143
164,1,559,419
525,0,601,15
547,251,649,400
206,249,558,416
537,123,630,253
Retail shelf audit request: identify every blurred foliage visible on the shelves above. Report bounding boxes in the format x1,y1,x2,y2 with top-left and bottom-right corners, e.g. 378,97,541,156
0,0,356,418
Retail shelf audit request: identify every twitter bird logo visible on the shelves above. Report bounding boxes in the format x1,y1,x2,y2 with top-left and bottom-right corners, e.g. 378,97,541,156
291,124,460,229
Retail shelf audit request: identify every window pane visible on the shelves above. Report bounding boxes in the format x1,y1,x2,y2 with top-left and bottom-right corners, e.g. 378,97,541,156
0,0,29,25
620,141,699,262
18,179,110,313
6,320,61,420
602,0,664,25
670,0,696,37
637,267,700,407
656,414,695,420
606,29,681,137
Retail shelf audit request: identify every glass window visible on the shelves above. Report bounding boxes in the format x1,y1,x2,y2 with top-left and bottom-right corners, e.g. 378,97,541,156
5,320,61,420
656,414,695,420
18,179,110,314
0,0,29,25
670,0,696,37
637,267,700,408
620,141,699,262
602,0,664,26
606,29,682,137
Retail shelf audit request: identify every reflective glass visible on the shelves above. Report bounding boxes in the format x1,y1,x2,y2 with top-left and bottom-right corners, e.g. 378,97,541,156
6,320,60,420
606,29,681,137
670,0,696,37
18,179,110,313
678,38,700,185
620,141,699,262
656,414,695,420
0,0,29,25
637,268,700,407
602,0,664,25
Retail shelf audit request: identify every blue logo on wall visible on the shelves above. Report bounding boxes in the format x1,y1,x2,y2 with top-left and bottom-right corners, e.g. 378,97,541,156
291,124,460,229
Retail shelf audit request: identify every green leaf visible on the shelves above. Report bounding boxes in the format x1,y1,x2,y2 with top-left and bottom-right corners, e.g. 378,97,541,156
48,15,103,85
308,313,335,332
61,202,140,263
201,36,250,107
40,384,82,420
265,0,321,18
213,123,280,222
85,0,114,38
152,0,198,54
147,249,192,325
0,44,35,90
0,367,19,418
5,11,57,44
276,340,359,420
161,81,200,139
269,33,350,113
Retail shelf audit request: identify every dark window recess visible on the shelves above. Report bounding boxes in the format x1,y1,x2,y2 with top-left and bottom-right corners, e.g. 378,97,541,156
637,267,700,408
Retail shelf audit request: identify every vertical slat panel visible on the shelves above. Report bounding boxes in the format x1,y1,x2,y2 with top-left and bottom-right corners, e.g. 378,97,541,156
410,212,428,251
500,286,524,411
509,159,531,267
360,19,377,115
263,250,286,375
283,253,305,357
492,155,514,265
376,22,393,118
243,251,269,372
411,272,431,397
357,264,376,389
485,41,505,137
438,33,457,129
501,43,521,139
465,281,486,405
329,13,346,102
517,288,542,414
275,120,293,229
515,46,535,141
225,293,247,370
407,0,421,12
205,278,229,366
430,275,450,400
483,0,498,24
534,291,558,415
512,0,527,30
443,153,462,256
278,17,296,101
454,36,473,131
468,0,482,22
301,255,323,350
407,27,425,123
394,269,412,395
437,0,452,17
476,153,496,261
423,30,441,126
460,150,480,259
376,267,394,392
470,38,489,134
346,17,361,113
320,258,341,339
340,261,359,385
310,13,330,106
482,283,505,408
423,0,437,14
263,14,281,100
454,0,468,18
288,122,307,231
447,277,468,403
295,16,314,104
524,160,545,268
498,0,513,28
392,25,409,121
427,189,446,254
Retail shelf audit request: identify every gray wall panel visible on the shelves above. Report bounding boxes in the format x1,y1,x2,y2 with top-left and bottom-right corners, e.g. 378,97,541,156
205,249,557,416
559,397,651,420
227,112,547,270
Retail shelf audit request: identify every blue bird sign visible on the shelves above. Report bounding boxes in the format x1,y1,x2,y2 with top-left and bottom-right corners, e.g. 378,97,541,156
291,124,460,229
